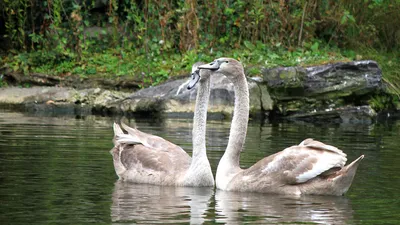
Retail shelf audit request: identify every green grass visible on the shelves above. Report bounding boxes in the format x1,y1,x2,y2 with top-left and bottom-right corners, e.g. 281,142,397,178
357,49,400,97
1,42,399,95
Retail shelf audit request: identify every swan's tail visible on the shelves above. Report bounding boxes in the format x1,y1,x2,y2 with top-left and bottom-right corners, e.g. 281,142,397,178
332,155,364,195
111,122,142,178
112,122,142,145
342,155,364,178
113,122,124,135
120,122,171,149
112,123,124,145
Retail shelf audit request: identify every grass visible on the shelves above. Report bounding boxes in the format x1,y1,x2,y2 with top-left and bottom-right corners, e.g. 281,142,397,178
1,42,399,97
357,49,400,97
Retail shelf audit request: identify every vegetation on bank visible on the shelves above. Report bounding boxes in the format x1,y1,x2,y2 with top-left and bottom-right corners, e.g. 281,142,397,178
0,0,399,96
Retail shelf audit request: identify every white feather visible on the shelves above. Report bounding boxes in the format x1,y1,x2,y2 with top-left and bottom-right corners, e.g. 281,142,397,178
115,134,142,145
262,153,285,173
113,123,124,136
296,151,346,183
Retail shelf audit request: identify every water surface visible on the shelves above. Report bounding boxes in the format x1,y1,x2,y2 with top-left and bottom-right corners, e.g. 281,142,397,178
0,111,399,224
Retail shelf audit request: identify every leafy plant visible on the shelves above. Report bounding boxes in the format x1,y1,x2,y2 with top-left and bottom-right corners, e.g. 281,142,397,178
0,75,8,87
0,0,398,94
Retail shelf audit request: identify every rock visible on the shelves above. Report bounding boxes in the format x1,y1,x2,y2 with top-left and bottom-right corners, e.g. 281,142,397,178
0,87,73,104
261,60,382,121
339,105,377,123
0,86,130,116
2,72,141,91
3,73,64,86
304,60,382,97
287,105,377,124
262,60,381,99
117,75,273,117
262,60,382,100
0,60,385,123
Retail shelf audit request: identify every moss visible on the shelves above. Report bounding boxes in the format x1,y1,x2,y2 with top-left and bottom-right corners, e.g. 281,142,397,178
133,98,166,113
276,97,348,115
269,87,305,100
368,93,396,111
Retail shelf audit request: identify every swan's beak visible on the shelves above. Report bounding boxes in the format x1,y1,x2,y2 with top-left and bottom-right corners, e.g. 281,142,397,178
187,69,201,90
198,60,220,70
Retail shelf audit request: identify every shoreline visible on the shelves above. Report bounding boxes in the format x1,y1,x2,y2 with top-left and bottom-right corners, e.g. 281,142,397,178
0,60,396,123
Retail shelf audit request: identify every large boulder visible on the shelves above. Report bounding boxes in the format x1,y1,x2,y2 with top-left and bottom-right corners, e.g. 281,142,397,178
0,86,130,115
114,75,273,117
262,60,382,121
263,60,381,99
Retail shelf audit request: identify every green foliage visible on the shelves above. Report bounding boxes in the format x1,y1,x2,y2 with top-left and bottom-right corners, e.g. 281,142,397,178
2,0,399,53
0,75,8,87
0,0,399,90
369,94,391,111
2,0,28,50
357,48,400,97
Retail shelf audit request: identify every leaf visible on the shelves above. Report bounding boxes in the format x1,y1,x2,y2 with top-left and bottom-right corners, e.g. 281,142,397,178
244,41,255,50
341,16,347,25
347,15,356,23
269,53,280,59
311,42,319,52
13,65,19,72
61,37,67,44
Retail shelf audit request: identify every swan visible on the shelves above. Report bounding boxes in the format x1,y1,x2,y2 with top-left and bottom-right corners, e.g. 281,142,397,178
110,63,214,186
197,57,364,195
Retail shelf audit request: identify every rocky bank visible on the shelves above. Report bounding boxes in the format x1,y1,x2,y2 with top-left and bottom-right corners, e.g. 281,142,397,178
0,60,390,123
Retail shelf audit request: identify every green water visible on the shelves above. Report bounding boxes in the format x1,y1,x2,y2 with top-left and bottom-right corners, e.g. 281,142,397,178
0,111,399,224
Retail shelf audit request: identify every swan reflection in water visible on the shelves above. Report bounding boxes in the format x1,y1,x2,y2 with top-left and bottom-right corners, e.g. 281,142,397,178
215,190,354,224
111,180,213,224
111,181,354,224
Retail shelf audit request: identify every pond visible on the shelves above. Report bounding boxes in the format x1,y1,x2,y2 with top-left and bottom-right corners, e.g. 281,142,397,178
0,110,399,224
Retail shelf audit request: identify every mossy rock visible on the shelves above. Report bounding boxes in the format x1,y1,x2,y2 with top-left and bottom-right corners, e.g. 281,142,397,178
261,60,382,100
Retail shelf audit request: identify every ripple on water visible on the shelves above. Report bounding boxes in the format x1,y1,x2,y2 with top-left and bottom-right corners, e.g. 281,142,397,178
0,111,399,224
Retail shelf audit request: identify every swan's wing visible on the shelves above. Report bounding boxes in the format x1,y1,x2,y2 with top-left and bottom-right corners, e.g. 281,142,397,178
248,139,347,184
113,123,191,173
298,138,346,156
119,122,185,152
120,144,191,173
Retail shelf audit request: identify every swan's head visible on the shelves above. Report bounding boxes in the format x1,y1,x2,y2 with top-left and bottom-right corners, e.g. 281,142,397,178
198,58,244,79
187,62,212,90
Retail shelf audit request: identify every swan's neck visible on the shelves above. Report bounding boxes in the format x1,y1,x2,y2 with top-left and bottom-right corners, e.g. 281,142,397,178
217,74,249,188
184,77,214,186
192,78,210,159
225,75,249,166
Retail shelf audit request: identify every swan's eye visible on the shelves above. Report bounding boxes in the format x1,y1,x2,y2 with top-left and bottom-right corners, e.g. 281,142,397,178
225,61,229,64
